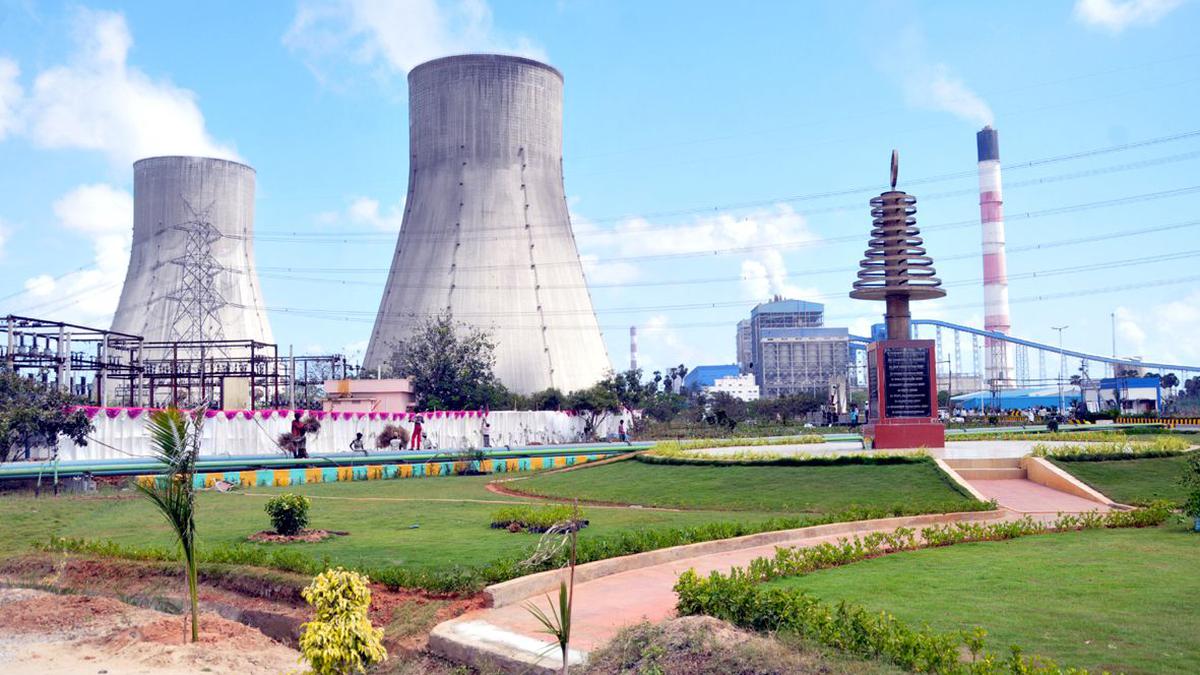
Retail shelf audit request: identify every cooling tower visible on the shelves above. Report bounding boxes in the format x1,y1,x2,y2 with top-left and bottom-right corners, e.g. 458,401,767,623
976,126,1013,386
110,156,273,345
363,54,611,394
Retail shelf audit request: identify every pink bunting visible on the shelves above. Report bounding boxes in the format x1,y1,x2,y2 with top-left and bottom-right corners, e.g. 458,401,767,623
105,408,122,418
314,411,328,420
223,411,238,420
355,412,366,419
81,406,101,419
204,410,219,418
126,407,146,419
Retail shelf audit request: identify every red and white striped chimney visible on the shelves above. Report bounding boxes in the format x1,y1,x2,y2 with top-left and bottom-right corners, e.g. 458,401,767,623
977,126,1012,386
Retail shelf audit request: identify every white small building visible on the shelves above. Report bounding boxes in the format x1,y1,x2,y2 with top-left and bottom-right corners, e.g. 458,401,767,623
707,373,761,401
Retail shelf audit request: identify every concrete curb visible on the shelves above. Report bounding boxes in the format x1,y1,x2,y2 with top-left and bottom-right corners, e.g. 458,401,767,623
484,508,1004,607
1021,456,1131,509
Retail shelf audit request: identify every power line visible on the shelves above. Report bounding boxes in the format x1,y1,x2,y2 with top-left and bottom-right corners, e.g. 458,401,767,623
248,130,1200,242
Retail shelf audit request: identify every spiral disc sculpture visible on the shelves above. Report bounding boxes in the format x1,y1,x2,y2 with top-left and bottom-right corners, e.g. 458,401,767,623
850,151,944,339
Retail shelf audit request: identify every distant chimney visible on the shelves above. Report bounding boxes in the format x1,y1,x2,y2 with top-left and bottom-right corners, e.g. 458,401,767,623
977,126,1013,386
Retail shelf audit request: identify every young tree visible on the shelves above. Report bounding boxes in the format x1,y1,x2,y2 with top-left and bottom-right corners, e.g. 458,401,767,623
530,387,567,411
702,391,748,431
566,385,621,440
136,408,203,642
0,371,92,463
387,312,505,410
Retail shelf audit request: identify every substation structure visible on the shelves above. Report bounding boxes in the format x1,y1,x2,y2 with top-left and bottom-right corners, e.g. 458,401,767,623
3,314,348,409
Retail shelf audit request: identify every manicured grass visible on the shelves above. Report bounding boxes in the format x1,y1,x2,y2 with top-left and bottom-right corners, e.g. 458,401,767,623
1052,455,1191,506
511,459,980,512
765,525,1200,674
0,473,801,572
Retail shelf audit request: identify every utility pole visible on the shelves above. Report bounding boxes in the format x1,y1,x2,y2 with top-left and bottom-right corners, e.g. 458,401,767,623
1052,325,1069,413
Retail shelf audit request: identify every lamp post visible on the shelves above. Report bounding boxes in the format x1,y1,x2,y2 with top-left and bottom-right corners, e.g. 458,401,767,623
1052,325,1068,413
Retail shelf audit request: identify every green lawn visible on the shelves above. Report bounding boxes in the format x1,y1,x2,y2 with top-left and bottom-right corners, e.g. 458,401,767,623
511,459,979,512
0,474,800,571
766,526,1200,674
1052,455,1190,506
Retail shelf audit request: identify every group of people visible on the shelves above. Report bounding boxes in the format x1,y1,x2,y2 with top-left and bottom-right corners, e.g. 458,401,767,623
342,414,493,455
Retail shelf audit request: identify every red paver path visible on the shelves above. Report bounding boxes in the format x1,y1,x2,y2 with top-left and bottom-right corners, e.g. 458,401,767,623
968,479,1112,514
432,512,1027,671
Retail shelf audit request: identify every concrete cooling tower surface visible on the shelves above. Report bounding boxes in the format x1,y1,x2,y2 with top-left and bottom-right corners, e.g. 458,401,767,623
364,54,612,394
110,156,273,344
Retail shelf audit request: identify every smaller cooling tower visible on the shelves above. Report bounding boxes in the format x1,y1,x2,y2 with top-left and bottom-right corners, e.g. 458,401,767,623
110,156,273,344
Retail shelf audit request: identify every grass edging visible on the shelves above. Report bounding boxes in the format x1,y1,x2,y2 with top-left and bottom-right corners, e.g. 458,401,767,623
635,452,927,468
674,503,1173,674
39,504,995,595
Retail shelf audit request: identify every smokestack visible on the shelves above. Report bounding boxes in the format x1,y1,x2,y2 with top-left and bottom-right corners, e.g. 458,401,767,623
630,326,638,371
363,55,611,394
976,126,1012,386
111,156,273,345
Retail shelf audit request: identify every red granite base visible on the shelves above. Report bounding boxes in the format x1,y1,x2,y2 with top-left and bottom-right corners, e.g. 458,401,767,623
863,421,945,449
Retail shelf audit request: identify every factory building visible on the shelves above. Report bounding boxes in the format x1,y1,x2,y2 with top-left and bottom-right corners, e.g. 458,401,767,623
364,54,610,394
681,365,760,401
744,298,849,401
736,319,752,372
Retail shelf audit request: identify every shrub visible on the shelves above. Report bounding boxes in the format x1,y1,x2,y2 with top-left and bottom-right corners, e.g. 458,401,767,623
491,504,587,532
1032,437,1193,461
265,493,312,536
299,567,387,675
1181,454,1200,522
375,424,410,450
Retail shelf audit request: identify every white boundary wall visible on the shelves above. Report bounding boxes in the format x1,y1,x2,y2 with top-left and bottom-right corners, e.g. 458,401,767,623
57,407,631,461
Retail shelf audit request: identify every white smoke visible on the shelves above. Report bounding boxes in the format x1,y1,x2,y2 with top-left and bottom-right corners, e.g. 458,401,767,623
887,24,994,127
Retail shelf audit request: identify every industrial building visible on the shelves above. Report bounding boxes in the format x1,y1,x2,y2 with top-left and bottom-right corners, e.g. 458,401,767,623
364,54,610,395
744,298,849,402
681,365,759,401
111,156,273,346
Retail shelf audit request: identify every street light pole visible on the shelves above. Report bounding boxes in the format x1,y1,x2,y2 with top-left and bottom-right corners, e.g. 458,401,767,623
1052,325,1069,413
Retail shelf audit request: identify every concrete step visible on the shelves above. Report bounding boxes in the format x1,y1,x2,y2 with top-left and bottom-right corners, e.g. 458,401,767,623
954,467,1027,480
944,457,1023,470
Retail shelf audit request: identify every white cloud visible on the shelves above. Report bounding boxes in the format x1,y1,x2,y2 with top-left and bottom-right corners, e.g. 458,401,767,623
637,314,712,371
1073,0,1184,32
739,249,821,303
0,218,11,259
606,204,818,258
348,196,405,231
23,8,237,166
1114,292,1200,364
11,183,133,323
318,196,405,231
0,57,22,140
580,253,639,285
52,183,133,234
285,0,546,78
887,25,993,127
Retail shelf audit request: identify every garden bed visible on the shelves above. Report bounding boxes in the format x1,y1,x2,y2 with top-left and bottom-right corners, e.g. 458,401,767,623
248,528,349,543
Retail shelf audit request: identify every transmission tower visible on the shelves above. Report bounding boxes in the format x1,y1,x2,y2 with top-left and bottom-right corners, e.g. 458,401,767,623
166,199,227,344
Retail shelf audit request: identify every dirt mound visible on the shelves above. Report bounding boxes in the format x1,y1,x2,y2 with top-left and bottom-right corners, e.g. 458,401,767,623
583,615,899,675
248,528,348,543
0,588,300,675
0,593,134,635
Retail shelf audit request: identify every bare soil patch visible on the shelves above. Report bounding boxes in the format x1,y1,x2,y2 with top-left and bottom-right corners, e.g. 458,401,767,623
0,587,299,675
247,528,349,543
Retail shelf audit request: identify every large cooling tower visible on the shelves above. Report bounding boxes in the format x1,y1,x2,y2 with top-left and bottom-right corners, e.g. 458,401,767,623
110,156,273,344
363,54,611,394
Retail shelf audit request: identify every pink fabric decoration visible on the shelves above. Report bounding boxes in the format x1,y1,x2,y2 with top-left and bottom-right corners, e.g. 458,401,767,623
105,408,122,418
126,407,146,419
204,410,219,418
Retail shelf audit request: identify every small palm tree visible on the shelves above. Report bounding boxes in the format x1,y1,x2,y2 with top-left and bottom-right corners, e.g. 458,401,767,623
522,501,584,675
136,407,203,642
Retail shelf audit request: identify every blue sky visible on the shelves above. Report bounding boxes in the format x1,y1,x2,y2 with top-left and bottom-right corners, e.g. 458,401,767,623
1,0,1198,376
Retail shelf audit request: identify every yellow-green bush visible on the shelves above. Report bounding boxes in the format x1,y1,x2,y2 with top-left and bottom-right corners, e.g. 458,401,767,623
299,567,387,674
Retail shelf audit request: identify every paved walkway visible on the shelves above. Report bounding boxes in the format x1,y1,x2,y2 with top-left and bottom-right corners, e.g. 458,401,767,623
431,510,1049,672
968,479,1112,514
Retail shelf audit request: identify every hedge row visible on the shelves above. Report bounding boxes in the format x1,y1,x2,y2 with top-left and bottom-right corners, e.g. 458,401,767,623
673,503,1172,674
1032,437,1193,462
637,452,929,468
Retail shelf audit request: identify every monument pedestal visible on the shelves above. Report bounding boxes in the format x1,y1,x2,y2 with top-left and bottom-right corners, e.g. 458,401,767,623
862,339,944,449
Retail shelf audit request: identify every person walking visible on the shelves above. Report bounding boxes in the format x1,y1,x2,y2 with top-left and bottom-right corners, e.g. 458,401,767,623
411,415,424,451
618,419,629,444
349,432,366,454
481,415,491,448
290,412,308,459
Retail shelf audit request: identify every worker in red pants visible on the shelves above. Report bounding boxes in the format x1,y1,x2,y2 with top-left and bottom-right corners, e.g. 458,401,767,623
411,415,423,451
